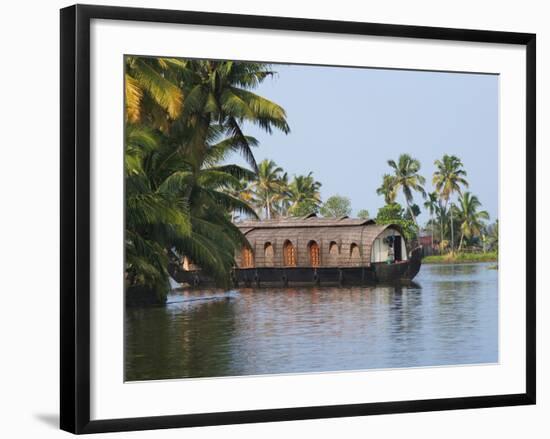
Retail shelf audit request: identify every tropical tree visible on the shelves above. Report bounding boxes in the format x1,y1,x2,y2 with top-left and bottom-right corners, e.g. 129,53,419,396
487,220,499,252
125,122,261,300
357,209,370,219
423,191,439,249
433,201,451,253
376,174,397,204
404,204,421,221
455,192,490,250
286,172,322,217
276,172,292,216
251,159,286,219
172,60,290,172
387,154,426,226
222,178,255,222
320,195,352,217
125,56,185,129
124,58,291,300
125,126,191,298
433,154,469,251
375,203,417,242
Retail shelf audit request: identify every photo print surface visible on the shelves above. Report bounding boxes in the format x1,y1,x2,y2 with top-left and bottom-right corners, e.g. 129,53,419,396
124,56,499,382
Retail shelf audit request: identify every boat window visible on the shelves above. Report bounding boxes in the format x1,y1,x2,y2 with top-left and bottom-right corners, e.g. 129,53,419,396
264,242,274,267
350,243,360,261
241,247,254,268
308,241,320,267
283,240,297,267
329,241,339,256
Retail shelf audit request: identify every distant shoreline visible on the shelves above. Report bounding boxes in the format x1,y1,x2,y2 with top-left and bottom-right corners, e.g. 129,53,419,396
422,252,498,264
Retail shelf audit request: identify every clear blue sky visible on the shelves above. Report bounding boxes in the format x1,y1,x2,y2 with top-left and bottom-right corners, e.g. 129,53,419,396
235,63,498,225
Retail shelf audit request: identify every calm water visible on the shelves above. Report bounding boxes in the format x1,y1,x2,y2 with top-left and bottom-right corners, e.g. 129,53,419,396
125,263,498,381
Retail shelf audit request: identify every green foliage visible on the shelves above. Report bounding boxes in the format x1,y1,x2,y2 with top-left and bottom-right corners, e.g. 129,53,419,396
455,192,490,250
375,202,418,241
423,251,498,264
250,159,286,219
357,209,370,219
375,203,404,221
486,220,499,252
246,163,322,218
376,174,397,204
125,58,290,300
433,154,469,203
423,192,439,217
287,172,322,217
289,201,319,217
403,203,421,221
386,154,426,225
320,195,352,217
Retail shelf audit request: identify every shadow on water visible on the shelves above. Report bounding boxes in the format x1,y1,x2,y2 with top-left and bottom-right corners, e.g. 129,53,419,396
125,297,239,381
125,263,498,380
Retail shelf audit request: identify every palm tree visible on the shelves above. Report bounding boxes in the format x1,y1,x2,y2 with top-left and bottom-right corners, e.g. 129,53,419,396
488,220,499,252
124,58,291,298
172,60,290,172
287,173,322,217
127,122,260,295
387,154,426,226
276,172,292,216
423,191,439,250
376,174,397,204
455,192,490,250
224,178,256,221
434,201,449,253
125,126,192,299
433,154,469,252
125,56,186,129
252,159,286,219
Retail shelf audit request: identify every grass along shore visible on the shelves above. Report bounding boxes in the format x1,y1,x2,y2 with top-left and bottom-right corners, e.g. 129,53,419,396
422,251,498,264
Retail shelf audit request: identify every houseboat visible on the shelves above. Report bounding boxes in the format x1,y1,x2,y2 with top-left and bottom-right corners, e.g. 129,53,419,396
172,214,422,287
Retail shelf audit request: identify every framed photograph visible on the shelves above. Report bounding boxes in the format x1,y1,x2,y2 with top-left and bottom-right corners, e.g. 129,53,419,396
60,4,536,434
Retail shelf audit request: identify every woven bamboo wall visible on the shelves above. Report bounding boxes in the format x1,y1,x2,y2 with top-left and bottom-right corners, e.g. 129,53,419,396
234,218,403,268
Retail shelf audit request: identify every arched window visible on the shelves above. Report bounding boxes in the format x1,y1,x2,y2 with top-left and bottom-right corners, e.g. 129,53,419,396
283,240,297,267
241,247,254,268
350,243,361,264
328,241,339,266
308,241,320,267
329,241,339,257
264,242,274,266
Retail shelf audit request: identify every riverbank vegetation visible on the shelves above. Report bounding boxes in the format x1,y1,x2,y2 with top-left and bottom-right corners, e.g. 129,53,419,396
423,252,498,264
373,153,498,260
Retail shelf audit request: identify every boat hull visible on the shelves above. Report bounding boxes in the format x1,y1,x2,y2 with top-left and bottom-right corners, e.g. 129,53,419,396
171,247,422,288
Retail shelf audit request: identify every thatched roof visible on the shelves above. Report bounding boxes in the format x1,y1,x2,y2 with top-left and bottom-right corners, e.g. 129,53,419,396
236,214,375,230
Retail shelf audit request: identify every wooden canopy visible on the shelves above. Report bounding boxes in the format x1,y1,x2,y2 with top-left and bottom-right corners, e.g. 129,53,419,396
234,215,404,268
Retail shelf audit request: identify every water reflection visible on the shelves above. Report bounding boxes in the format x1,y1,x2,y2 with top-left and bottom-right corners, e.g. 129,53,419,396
125,263,498,381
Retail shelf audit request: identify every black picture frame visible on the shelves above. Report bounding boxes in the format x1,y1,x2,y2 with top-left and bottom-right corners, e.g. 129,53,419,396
60,4,536,434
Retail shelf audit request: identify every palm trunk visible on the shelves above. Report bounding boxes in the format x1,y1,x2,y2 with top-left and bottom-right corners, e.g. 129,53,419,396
450,205,454,253
439,214,443,255
442,199,449,254
406,200,418,227
458,232,464,251
430,213,434,252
